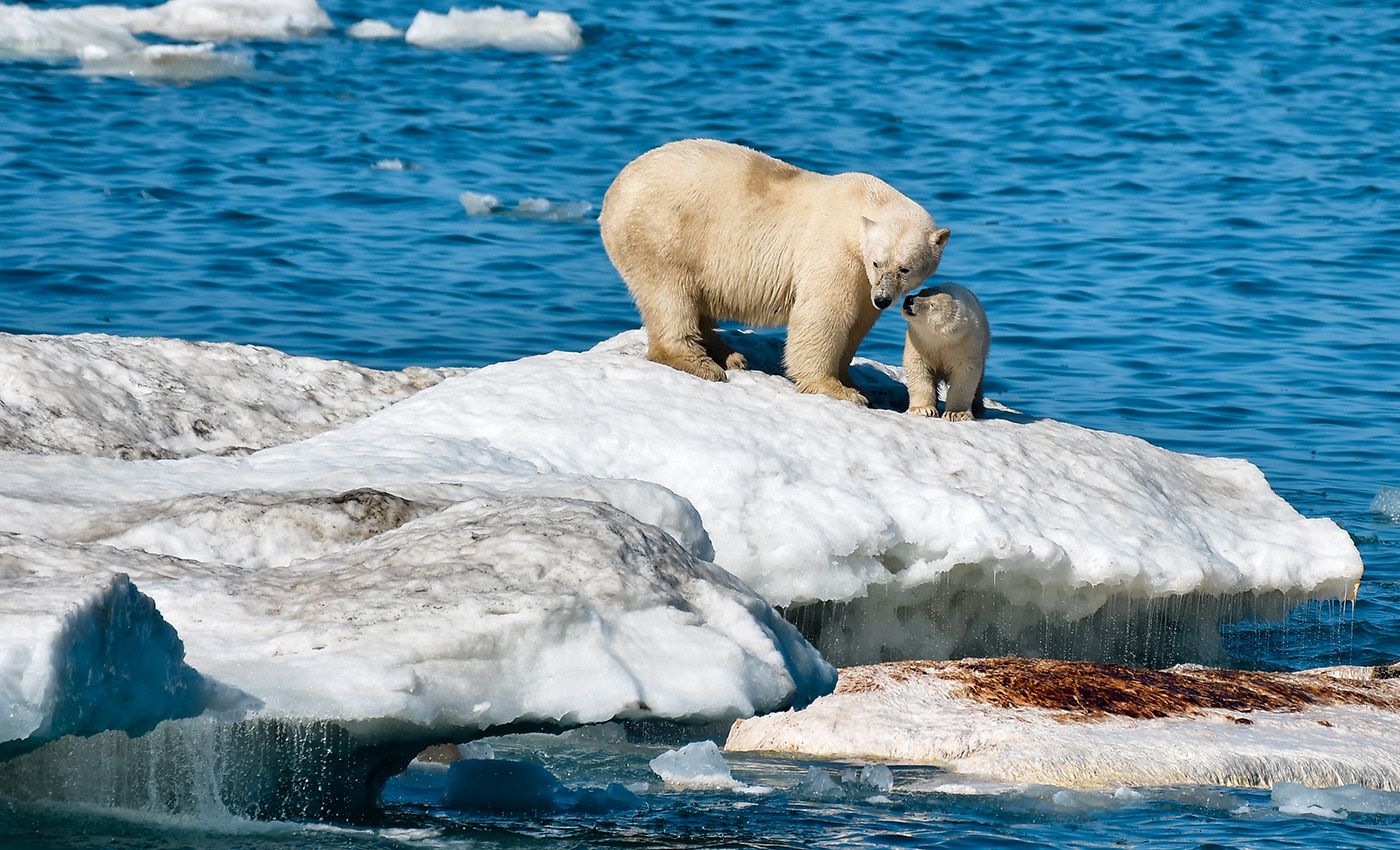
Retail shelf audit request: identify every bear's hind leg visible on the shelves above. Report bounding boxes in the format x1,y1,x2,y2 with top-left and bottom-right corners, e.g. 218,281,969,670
700,318,748,371
943,364,983,421
636,282,726,382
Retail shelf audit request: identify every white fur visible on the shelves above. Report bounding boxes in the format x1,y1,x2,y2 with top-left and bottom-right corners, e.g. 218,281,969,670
599,139,949,405
901,283,989,421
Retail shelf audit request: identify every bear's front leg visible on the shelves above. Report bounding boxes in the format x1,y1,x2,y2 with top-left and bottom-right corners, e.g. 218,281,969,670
902,339,940,417
838,305,880,388
785,294,868,406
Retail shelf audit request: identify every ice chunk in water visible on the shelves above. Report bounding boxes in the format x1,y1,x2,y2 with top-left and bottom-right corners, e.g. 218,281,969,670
347,18,402,39
1272,782,1400,819
649,741,742,790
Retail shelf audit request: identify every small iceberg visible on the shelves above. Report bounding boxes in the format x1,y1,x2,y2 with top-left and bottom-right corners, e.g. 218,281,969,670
726,658,1400,791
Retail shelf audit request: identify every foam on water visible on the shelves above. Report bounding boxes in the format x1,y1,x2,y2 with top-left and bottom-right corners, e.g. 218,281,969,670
404,6,581,53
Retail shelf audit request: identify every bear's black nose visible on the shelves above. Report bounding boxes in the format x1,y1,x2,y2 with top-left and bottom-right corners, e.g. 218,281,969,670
874,294,893,310
902,295,917,315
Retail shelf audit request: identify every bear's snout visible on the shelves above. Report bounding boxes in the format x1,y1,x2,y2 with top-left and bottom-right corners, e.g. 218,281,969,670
901,295,918,317
874,294,894,310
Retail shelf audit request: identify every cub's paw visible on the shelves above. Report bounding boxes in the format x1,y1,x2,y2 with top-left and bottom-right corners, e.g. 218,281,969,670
907,405,939,417
725,352,749,371
690,359,728,382
943,410,975,422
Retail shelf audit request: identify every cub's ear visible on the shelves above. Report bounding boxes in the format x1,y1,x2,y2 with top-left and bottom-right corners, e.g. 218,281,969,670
930,227,951,249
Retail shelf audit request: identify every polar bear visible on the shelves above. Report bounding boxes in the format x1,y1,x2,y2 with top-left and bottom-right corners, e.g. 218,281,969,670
901,283,989,421
599,139,950,405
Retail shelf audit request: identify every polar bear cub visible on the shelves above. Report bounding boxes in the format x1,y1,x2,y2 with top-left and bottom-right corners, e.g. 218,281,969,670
901,283,989,421
599,139,950,406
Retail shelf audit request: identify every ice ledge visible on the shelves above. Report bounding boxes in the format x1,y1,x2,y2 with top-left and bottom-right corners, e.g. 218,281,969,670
726,658,1400,791
0,571,205,760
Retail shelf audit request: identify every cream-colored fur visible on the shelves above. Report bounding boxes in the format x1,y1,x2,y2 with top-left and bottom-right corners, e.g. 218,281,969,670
599,139,950,405
901,283,989,421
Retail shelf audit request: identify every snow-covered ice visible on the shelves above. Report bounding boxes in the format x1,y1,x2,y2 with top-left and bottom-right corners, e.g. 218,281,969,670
0,333,453,459
405,6,582,53
726,659,1400,791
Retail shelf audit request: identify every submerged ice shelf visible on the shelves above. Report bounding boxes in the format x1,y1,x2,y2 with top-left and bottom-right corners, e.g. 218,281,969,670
726,658,1400,791
0,329,1364,814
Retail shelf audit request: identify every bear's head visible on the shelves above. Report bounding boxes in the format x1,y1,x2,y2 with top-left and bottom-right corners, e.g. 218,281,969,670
901,287,959,326
861,217,951,311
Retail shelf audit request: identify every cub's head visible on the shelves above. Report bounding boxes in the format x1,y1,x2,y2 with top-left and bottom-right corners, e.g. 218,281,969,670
860,217,951,310
900,287,959,325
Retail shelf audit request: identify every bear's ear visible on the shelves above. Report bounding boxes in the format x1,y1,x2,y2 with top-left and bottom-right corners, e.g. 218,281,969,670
861,216,881,243
930,227,951,249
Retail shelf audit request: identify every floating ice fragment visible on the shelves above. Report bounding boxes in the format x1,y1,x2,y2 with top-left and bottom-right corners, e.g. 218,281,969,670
1272,782,1400,819
347,18,402,39
371,158,415,170
792,767,844,802
405,6,582,53
513,197,593,221
458,192,594,221
1372,487,1400,522
78,41,254,81
459,190,501,215
649,741,743,790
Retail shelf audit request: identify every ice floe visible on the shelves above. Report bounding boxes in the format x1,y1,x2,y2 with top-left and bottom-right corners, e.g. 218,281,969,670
0,0,330,79
726,658,1400,791
0,328,1369,813
404,6,582,53
0,330,1364,665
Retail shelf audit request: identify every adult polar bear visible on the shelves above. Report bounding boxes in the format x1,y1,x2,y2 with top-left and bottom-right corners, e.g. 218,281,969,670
600,139,950,405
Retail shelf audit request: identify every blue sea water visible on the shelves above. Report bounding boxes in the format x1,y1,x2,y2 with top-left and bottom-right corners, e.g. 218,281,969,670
1,0,1399,846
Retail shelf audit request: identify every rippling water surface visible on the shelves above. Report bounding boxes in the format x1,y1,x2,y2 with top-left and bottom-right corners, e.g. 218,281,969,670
2,0,1398,846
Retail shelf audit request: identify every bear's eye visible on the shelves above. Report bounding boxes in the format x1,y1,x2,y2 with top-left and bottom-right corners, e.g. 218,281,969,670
899,267,910,275
872,261,881,269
